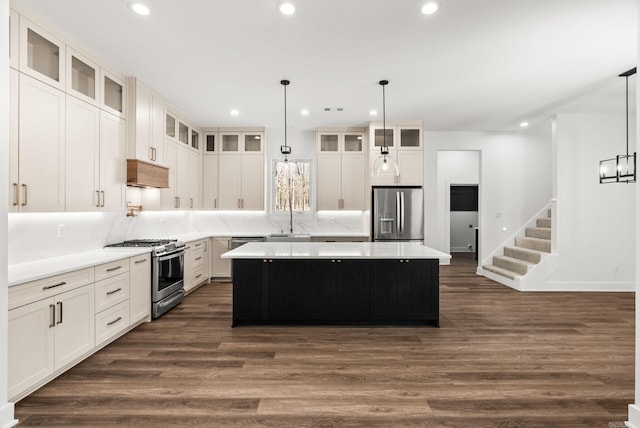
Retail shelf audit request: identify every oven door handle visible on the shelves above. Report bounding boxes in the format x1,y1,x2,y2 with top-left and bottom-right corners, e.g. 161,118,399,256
155,251,184,263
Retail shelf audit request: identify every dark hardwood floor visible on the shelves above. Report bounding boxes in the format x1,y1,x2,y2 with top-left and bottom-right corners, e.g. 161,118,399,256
15,252,634,427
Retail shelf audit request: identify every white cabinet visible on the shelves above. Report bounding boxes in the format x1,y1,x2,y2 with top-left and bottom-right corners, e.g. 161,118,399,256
210,238,232,279
65,101,125,212
175,144,190,209
369,122,423,186
101,70,126,119
185,239,210,293
160,141,177,210
8,283,94,400
127,78,165,164
190,151,202,209
16,74,65,212
19,16,65,91
240,155,265,210
9,10,19,70
202,154,218,210
317,129,367,210
129,253,151,323
66,49,99,107
9,68,19,212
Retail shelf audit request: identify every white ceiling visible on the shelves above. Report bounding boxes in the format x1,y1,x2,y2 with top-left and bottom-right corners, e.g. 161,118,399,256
13,0,638,132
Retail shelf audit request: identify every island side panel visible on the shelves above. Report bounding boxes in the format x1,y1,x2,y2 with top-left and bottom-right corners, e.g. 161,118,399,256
399,259,438,321
232,259,265,325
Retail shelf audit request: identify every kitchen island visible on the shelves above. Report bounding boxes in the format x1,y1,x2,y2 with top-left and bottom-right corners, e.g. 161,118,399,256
222,242,450,327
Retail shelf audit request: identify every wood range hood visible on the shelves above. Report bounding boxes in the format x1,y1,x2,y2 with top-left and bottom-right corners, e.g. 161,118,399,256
127,159,169,188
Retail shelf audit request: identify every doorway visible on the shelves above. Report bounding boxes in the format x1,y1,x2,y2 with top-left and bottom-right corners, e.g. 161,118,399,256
450,185,479,256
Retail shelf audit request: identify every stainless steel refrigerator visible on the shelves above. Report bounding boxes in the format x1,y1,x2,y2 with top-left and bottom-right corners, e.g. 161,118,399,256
372,186,424,242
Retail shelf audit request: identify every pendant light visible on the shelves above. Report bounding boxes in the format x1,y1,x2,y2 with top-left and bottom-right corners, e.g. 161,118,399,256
280,79,299,233
599,67,636,184
372,80,400,179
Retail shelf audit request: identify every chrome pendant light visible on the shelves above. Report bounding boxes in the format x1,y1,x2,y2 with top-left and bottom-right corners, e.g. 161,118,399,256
372,80,400,179
599,67,636,184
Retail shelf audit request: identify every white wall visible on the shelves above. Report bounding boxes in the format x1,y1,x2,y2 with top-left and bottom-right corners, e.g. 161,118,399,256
0,0,16,424
425,122,553,263
546,113,635,290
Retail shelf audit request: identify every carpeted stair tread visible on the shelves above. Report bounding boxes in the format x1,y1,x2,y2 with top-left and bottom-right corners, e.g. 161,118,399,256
515,236,551,253
536,218,551,228
483,264,520,280
525,227,551,240
493,255,534,275
504,246,544,263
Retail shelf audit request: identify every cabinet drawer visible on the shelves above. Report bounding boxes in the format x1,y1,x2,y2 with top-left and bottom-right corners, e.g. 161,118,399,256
192,251,205,268
9,268,94,310
95,301,130,346
95,273,129,313
192,266,205,285
95,258,130,282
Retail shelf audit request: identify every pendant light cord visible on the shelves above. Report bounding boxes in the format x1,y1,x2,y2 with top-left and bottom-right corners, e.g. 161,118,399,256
626,74,629,157
284,83,288,153
382,82,386,153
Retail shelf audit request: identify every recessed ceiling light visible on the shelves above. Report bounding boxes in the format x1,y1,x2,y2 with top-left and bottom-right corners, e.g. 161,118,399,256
421,1,440,15
520,121,529,128
128,2,150,16
230,109,239,116
279,3,295,15
369,110,378,116
301,109,309,116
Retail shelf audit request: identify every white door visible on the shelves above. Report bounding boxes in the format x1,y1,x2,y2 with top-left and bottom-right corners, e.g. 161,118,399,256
398,150,424,185
134,85,152,162
19,74,66,212
341,155,366,210
99,111,126,211
218,155,242,210
210,238,231,278
190,151,202,209
151,97,165,164
9,68,19,212
317,155,341,210
202,155,218,209
8,297,55,400
240,154,264,210
175,145,190,209
54,284,95,370
160,142,177,210
129,254,151,323
65,95,100,212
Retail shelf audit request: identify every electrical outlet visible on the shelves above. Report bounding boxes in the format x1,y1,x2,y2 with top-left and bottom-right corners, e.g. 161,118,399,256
57,224,65,238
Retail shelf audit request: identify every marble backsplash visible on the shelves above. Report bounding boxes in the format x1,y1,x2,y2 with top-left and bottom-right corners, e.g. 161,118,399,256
8,210,369,265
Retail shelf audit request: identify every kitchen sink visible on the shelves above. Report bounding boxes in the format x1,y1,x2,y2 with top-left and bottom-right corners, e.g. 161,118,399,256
266,233,311,242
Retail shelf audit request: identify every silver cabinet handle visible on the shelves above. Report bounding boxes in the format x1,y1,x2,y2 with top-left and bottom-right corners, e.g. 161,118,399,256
153,147,157,161
195,257,202,261
96,190,101,208
21,183,27,206
12,183,18,206
195,274,202,279
107,316,122,326
106,288,122,295
195,243,202,247
43,281,66,291
101,191,105,207
56,301,62,324
149,147,153,161
106,266,122,272
190,198,193,209
214,198,217,209
49,304,55,328
175,196,179,208
237,199,241,209
134,258,147,264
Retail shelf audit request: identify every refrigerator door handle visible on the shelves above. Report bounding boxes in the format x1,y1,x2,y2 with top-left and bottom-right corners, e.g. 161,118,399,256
396,192,401,234
400,191,405,234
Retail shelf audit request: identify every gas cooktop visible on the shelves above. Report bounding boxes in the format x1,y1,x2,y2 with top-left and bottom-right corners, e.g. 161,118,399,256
105,239,185,256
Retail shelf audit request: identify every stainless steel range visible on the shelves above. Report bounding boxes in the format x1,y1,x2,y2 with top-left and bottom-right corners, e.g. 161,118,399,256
105,239,185,319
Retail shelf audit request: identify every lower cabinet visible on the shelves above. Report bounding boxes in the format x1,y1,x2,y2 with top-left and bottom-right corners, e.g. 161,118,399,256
8,283,95,400
184,238,210,293
8,253,153,402
232,258,438,326
210,238,232,280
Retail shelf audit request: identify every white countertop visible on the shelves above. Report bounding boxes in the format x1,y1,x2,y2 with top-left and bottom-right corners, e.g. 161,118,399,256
221,242,451,261
172,232,369,242
8,247,152,287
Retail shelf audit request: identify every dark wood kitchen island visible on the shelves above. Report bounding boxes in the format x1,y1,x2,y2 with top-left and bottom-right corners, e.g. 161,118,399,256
222,242,450,327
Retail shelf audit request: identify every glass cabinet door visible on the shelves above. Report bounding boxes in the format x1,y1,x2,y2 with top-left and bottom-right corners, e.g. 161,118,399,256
343,134,364,152
67,50,98,106
102,72,125,118
178,122,189,145
319,134,339,153
20,19,65,90
373,128,394,149
166,114,176,140
221,134,240,152
205,133,216,153
398,127,421,149
243,133,263,152
191,129,199,150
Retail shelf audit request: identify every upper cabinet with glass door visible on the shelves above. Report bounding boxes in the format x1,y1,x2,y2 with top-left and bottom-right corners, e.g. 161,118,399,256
191,129,200,151
397,126,422,150
204,131,218,154
219,130,264,154
317,129,366,154
369,122,422,151
66,49,99,107
19,17,66,91
178,121,189,146
101,70,126,119
165,112,176,141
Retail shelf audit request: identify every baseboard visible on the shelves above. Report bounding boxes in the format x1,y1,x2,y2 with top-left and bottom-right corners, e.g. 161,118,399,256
0,402,17,428
526,281,634,292
627,404,640,427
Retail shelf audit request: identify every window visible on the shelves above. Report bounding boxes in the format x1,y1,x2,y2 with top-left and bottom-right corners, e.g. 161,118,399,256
274,160,311,212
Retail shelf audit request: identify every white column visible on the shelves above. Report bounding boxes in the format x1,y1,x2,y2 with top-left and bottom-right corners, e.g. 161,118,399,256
628,5,640,427
0,0,16,425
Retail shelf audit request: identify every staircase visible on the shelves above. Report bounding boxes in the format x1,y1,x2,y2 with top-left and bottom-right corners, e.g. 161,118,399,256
481,208,555,289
